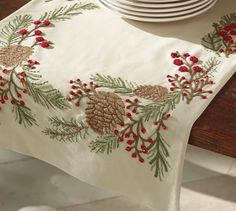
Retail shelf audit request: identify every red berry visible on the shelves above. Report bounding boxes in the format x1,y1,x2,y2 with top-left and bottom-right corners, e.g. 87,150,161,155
134,98,139,103
171,52,178,58
147,138,153,143
69,91,74,95
125,133,130,138
217,31,227,36
89,81,94,85
0,99,5,104
132,108,137,113
113,129,119,135
21,78,26,84
20,72,26,77
71,85,76,89
178,66,188,72
77,90,82,95
67,97,72,102
69,80,73,84
229,23,236,29
34,61,40,65
208,90,213,94
182,93,187,96
223,35,232,41
75,102,80,107
42,20,51,26
223,25,232,31
127,140,133,145
166,75,171,78
131,153,137,158
183,53,190,57
4,95,8,100
33,20,41,25
76,79,81,82
193,66,203,72
170,87,175,91
201,96,207,99
2,69,8,74
35,36,44,42
0,76,2,80
173,59,183,66
189,56,198,63
119,137,124,142
83,83,87,87
40,41,50,48
139,158,144,163
141,128,146,134
19,29,28,35
125,147,131,152
126,112,132,118
181,76,186,80
11,99,17,105
23,89,28,94
20,100,25,106
34,30,42,35
174,74,179,77
17,93,22,98
119,121,125,127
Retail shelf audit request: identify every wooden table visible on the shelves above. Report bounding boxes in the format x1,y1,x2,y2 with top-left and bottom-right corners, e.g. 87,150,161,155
1,0,236,158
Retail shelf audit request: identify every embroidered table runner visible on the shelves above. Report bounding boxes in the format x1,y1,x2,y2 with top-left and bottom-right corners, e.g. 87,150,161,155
0,0,235,210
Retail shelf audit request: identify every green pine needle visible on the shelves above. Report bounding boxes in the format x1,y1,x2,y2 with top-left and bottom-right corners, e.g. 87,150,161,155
12,103,37,127
0,14,33,46
39,3,99,21
89,134,119,154
43,117,89,142
91,73,137,95
24,70,70,110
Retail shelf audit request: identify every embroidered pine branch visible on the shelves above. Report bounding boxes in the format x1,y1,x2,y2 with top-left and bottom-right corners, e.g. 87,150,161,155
89,134,119,154
147,131,170,180
39,3,98,21
43,117,89,142
13,103,37,127
24,68,70,110
90,73,137,95
168,52,220,104
0,15,33,46
201,13,236,57
140,91,181,121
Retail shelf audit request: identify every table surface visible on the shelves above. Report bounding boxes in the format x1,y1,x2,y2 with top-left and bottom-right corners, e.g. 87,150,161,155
1,0,235,158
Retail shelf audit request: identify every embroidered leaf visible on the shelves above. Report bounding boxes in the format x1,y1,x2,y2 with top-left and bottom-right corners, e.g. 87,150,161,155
141,91,181,121
201,32,222,52
12,103,37,127
24,70,70,110
89,134,119,154
43,117,89,142
91,73,137,94
0,15,33,46
39,3,98,21
147,132,170,180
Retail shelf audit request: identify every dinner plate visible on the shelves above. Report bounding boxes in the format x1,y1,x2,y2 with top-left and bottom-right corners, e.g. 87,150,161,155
105,0,210,13
100,0,214,17
98,0,217,22
114,0,203,8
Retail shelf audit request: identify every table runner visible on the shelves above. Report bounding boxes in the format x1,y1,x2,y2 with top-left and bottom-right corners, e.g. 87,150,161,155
0,0,235,210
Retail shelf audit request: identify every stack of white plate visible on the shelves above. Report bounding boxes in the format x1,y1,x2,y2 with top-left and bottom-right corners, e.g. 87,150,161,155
98,0,217,22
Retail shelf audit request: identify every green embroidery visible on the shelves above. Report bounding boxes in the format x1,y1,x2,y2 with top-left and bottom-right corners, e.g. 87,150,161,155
44,52,219,180
0,3,98,126
43,116,89,142
202,13,236,57
0,15,33,47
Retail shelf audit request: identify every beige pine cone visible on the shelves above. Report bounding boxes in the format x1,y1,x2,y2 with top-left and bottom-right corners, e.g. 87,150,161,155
0,45,34,67
134,85,168,102
85,91,125,135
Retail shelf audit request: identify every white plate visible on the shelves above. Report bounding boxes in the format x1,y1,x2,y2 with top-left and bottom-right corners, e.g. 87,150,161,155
105,0,209,13
115,0,203,8
100,0,214,17
98,0,217,22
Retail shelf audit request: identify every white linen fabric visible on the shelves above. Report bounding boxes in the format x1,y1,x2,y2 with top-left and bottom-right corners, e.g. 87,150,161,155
0,0,235,211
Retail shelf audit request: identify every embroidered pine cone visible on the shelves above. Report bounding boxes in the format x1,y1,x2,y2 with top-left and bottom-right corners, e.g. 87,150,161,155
133,85,168,102
0,45,34,67
85,91,125,135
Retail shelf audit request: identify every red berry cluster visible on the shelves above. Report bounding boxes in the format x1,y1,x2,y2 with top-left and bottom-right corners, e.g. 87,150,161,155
67,78,100,107
0,59,40,108
216,22,236,56
168,51,214,104
18,19,52,48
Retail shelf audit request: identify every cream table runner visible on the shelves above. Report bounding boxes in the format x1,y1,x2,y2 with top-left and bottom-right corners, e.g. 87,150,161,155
0,0,235,210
